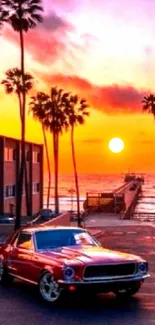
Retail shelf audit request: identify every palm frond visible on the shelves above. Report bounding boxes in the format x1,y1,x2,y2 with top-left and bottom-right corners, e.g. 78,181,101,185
77,115,84,124
1,0,43,32
64,93,90,128
142,94,155,115
0,10,9,27
1,67,33,95
29,91,50,125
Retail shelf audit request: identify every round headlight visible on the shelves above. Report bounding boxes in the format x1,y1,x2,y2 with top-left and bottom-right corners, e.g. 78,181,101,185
139,262,147,273
63,267,75,280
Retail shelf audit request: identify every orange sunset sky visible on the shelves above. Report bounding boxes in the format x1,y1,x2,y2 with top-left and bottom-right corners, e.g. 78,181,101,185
0,0,155,174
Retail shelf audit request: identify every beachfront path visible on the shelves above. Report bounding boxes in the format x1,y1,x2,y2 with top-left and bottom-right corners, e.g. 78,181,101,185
0,225,155,325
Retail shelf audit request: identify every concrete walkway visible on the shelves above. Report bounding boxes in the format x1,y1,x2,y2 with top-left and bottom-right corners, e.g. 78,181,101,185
72,213,155,229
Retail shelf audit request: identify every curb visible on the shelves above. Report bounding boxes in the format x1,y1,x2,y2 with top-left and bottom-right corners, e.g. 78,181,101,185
89,230,103,237
94,231,103,237
84,222,155,228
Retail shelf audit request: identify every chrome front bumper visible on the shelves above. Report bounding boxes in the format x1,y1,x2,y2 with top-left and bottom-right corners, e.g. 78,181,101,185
58,273,150,286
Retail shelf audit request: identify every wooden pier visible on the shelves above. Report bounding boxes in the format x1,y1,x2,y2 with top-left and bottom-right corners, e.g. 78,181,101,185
83,179,143,220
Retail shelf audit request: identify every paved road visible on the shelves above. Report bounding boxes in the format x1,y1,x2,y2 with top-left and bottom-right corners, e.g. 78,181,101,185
0,226,155,325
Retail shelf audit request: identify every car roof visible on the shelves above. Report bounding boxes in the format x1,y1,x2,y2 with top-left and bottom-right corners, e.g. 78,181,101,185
20,225,86,234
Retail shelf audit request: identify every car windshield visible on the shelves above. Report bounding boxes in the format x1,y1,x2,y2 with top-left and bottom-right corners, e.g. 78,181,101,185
35,229,99,250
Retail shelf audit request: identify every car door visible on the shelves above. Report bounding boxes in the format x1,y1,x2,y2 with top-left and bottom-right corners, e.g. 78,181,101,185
7,232,34,281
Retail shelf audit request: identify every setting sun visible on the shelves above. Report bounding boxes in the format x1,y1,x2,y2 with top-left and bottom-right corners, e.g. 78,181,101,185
108,138,124,153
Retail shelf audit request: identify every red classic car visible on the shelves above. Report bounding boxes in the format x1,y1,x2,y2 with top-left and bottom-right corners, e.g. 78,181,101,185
0,225,149,303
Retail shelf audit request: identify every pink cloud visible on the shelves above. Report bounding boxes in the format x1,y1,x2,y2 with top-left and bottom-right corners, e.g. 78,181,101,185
42,11,73,32
2,11,82,66
44,0,81,11
144,46,153,56
41,73,148,115
3,27,66,63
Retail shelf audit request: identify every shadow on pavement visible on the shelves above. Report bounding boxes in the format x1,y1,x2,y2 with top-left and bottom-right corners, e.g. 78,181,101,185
2,280,142,312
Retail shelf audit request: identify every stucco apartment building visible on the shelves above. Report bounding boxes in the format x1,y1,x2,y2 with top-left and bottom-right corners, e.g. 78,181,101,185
0,135,43,217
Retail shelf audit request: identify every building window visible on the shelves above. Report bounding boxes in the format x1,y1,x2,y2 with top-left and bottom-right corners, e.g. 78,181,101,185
4,185,16,198
4,148,16,161
33,183,40,194
33,151,40,163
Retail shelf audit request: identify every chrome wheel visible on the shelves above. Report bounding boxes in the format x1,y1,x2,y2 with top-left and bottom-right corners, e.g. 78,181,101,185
39,272,61,303
0,260,4,282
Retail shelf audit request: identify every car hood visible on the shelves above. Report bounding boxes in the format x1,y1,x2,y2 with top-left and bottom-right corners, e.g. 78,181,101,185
38,245,143,265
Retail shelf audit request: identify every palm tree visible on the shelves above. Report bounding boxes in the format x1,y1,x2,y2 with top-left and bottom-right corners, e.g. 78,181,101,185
1,67,33,216
43,87,69,215
1,0,43,229
0,10,8,28
29,92,52,208
142,94,155,117
65,95,89,227
1,67,33,120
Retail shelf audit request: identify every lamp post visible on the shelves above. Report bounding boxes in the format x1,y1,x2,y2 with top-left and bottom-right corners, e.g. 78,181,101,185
68,187,75,215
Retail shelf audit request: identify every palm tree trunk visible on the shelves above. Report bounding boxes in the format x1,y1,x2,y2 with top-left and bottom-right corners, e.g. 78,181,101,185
55,132,59,214
18,92,31,217
42,125,51,208
24,92,31,216
53,132,56,214
53,132,59,215
17,92,23,121
71,126,81,227
15,28,26,230
24,159,31,216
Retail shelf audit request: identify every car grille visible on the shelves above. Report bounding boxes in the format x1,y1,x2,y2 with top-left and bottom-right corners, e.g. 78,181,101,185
83,263,136,280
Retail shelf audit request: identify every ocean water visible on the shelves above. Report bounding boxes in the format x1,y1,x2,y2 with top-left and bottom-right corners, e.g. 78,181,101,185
43,173,155,214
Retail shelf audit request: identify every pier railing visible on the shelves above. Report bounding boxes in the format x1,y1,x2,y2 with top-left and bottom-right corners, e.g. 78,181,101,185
122,182,142,219
84,180,141,215
133,212,155,221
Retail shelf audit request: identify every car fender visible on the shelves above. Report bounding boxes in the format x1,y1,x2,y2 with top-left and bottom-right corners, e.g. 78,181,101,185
0,254,4,262
40,265,54,277
40,265,63,281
